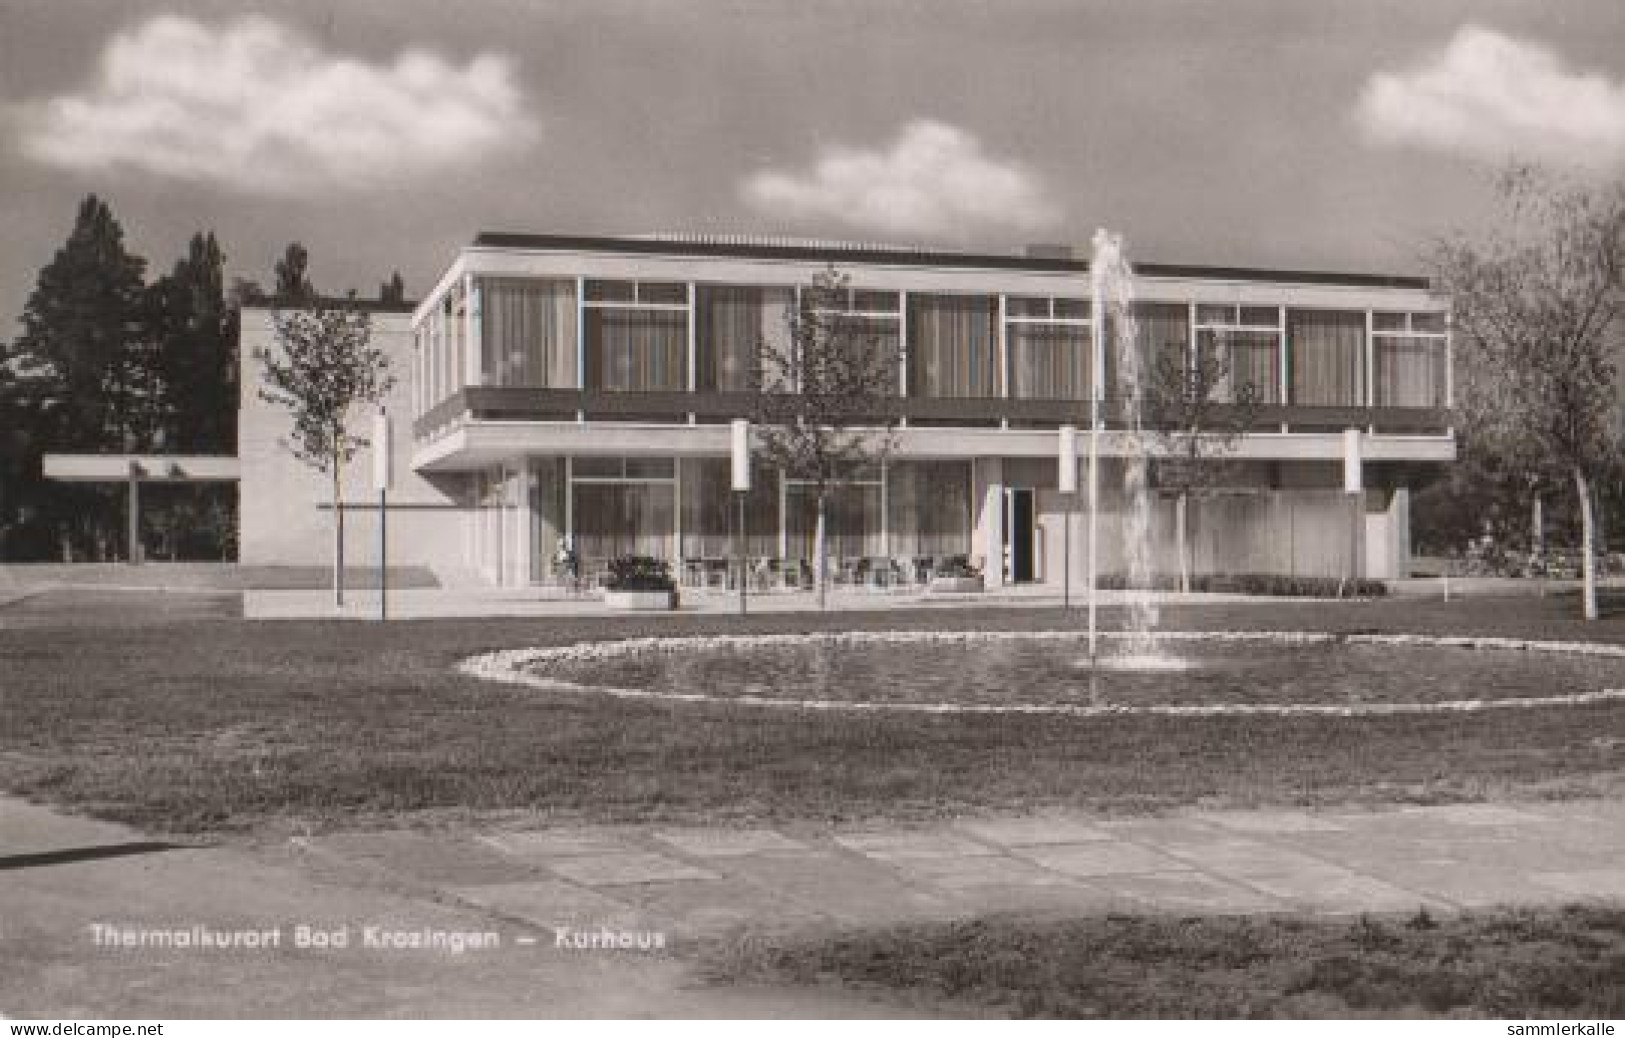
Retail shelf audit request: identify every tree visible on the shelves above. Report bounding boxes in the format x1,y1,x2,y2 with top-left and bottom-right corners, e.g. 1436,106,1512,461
273,243,315,305
1,195,149,559
146,232,238,452
1141,331,1263,592
256,298,394,606
379,271,406,305
751,267,899,608
1428,167,1625,619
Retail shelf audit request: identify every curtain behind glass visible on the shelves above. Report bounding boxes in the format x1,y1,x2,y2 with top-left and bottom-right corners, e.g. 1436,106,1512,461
695,286,793,391
1374,336,1445,407
888,461,971,558
585,309,687,391
679,458,778,559
1105,303,1188,398
572,482,674,561
908,295,998,397
481,278,579,388
1288,310,1365,407
786,482,883,560
1009,324,1088,399
1199,329,1280,403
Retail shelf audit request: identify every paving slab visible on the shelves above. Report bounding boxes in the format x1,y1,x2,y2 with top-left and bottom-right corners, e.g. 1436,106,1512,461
833,829,997,860
446,878,650,931
652,827,808,858
1085,870,1289,915
1204,809,1347,834
1531,868,1625,900
545,851,719,887
1016,841,1192,878
1236,864,1441,915
886,853,1077,889
307,832,540,885
615,880,829,937
1397,804,1559,828
957,815,1114,847
715,851,958,926
1147,837,1339,878
1350,863,1573,909
479,828,644,860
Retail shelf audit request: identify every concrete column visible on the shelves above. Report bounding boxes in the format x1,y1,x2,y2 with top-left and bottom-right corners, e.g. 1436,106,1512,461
126,463,142,565
975,457,1005,588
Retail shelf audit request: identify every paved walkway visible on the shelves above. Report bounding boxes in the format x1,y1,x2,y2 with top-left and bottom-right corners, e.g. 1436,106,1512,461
295,801,1625,937
6,795,1625,1016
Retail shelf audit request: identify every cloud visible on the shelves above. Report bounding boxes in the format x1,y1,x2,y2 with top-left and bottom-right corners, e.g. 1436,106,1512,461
12,14,537,194
742,120,1057,237
1356,25,1625,167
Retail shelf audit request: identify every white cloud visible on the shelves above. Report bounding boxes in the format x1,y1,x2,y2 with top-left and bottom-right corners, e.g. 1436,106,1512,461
1356,25,1625,167
742,120,1057,237
12,14,537,194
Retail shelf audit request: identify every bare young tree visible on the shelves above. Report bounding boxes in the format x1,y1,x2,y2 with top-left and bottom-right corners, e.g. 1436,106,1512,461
751,266,900,608
1429,166,1625,619
257,298,395,607
1141,332,1263,592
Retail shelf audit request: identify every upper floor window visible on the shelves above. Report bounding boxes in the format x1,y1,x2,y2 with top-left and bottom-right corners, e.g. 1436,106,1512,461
1193,303,1278,404
583,279,690,392
1372,311,1448,408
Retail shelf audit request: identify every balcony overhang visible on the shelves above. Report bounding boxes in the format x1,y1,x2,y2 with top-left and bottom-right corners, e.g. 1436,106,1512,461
411,415,1454,473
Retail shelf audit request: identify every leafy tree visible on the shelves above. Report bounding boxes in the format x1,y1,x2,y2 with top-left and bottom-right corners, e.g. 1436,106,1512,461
1141,330,1263,592
273,242,315,305
751,267,899,608
1428,167,1625,619
256,298,395,605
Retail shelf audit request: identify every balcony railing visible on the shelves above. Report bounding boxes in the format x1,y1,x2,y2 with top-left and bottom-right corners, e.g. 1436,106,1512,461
413,387,1451,440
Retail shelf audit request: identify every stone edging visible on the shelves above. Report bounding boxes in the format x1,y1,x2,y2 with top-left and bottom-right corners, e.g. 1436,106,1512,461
457,630,1625,718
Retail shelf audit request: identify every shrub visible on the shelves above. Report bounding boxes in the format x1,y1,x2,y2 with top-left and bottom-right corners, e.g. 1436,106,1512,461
1097,573,1387,598
933,555,982,579
605,555,676,593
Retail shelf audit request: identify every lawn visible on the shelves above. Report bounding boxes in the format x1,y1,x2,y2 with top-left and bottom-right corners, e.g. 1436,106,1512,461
2,589,1623,834
701,907,1625,1018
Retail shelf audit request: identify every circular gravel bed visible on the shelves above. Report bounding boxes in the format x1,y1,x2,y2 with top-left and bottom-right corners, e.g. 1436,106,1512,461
459,630,1625,717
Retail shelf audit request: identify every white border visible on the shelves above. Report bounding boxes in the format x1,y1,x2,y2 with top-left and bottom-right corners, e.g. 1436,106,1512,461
458,630,1625,718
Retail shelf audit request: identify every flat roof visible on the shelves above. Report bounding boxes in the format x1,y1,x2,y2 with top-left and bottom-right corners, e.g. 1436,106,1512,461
469,232,1433,291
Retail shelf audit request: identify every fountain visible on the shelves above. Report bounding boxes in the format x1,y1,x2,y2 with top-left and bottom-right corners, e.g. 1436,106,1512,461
1087,229,1184,672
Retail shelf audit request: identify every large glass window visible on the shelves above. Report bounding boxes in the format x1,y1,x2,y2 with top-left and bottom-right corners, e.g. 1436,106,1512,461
570,456,676,564
480,278,578,387
1193,304,1277,403
1373,312,1448,407
583,280,690,392
694,285,793,391
584,309,687,391
1288,309,1365,407
679,458,778,559
887,461,972,558
786,472,884,560
908,294,998,398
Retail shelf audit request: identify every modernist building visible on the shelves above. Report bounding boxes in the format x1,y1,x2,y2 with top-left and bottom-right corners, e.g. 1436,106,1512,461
240,233,1454,589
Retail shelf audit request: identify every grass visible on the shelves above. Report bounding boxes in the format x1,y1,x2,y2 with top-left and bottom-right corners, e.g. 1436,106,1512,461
702,907,1625,1018
1,589,1624,833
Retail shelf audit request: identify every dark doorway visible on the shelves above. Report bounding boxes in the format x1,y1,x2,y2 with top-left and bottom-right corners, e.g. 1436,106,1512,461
1008,488,1035,583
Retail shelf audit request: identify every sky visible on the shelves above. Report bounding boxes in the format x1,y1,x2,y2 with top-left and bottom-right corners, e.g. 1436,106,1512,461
2,0,1624,326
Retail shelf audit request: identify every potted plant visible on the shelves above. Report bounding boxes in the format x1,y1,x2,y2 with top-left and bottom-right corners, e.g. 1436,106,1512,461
603,555,680,611
928,555,984,594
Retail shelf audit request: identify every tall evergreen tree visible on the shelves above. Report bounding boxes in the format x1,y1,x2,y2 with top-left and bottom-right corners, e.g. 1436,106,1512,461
0,195,150,559
274,242,315,305
146,232,238,452
8,195,149,450
379,270,406,304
